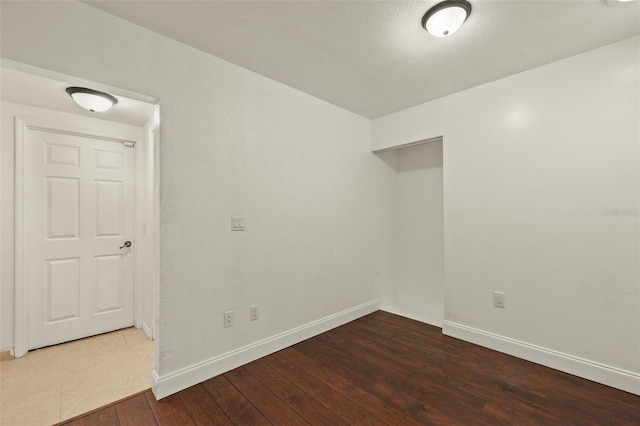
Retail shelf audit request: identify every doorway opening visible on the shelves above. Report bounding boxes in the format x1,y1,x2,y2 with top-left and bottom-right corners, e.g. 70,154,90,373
375,138,444,327
0,60,160,424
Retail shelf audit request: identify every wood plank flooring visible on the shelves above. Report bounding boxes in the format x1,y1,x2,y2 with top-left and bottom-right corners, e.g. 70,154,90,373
58,311,640,425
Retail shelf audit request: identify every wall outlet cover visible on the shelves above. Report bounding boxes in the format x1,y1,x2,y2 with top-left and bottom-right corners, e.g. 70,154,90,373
224,310,234,327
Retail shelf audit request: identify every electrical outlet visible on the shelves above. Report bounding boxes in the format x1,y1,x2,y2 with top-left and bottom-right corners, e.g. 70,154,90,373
224,310,234,327
493,292,506,308
231,216,246,231
250,305,259,321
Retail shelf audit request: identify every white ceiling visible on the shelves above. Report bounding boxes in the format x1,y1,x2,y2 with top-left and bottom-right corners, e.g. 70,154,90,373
0,66,155,126
88,0,640,118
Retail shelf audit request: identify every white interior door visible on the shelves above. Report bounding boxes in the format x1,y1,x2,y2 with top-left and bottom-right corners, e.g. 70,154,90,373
26,128,135,350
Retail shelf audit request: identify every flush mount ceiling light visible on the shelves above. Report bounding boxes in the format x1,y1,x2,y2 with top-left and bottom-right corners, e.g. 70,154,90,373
606,0,635,5
422,0,472,38
65,87,118,112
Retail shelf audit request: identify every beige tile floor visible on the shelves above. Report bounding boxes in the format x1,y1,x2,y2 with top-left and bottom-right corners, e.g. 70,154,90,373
0,328,154,426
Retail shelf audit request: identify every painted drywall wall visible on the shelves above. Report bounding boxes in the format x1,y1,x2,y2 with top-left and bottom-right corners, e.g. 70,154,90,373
372,98,444,152
138,113,156,340
0,100,145,351
373,37,640,389
0,1,395,390
381,142,444,327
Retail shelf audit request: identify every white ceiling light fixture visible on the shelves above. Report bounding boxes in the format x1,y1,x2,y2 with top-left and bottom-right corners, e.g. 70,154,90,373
66,86,118,112
422,0,472,38
606,0,635,6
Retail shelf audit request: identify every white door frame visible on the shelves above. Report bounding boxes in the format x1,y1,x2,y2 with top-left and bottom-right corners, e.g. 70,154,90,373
14,117,141,357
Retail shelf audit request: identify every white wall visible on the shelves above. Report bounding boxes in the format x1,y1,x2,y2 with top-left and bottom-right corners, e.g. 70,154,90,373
381,142,444,327
0,1,395,396
374,37,640,394
0,100,146,351
372,98,444,152
138,113,156,339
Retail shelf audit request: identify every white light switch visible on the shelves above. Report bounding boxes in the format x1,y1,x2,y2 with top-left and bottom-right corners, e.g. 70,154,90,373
231,216,246,231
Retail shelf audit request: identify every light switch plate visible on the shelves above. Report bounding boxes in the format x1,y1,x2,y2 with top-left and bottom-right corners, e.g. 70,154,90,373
231,216,246,231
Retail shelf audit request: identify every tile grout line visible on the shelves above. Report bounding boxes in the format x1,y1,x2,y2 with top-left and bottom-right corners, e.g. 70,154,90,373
121,329,129,347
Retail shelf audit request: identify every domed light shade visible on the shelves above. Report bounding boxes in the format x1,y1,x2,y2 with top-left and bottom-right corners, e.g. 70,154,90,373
422,0,472,38
66,87,118,112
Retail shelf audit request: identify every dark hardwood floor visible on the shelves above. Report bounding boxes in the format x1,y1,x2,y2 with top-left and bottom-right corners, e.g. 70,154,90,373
59,311,640,425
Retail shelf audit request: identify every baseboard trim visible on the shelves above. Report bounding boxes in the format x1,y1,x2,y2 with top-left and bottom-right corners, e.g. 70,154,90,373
152,299,380,399
442,320,640,396
142,322,153,341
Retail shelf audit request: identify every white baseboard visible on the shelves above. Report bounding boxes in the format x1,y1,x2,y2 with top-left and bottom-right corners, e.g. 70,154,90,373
380,304,442,328
142,322,153,341
443,320,640,396
152,299,379,399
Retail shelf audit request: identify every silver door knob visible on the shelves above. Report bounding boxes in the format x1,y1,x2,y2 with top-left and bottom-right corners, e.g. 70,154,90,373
119,241,132,249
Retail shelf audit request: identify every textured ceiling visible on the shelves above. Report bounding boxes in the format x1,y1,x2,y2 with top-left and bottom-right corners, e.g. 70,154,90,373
88,0,640,118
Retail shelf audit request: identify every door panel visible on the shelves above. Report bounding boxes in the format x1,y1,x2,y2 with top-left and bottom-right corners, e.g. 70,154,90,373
96,180,123,237
46,177,80,239
45,258,80,322
95,254,123,314
27,128,134,350
95,149,123,171
46,143,80,167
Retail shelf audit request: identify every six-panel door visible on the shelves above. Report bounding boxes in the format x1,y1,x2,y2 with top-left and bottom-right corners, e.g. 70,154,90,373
27,128,134,350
